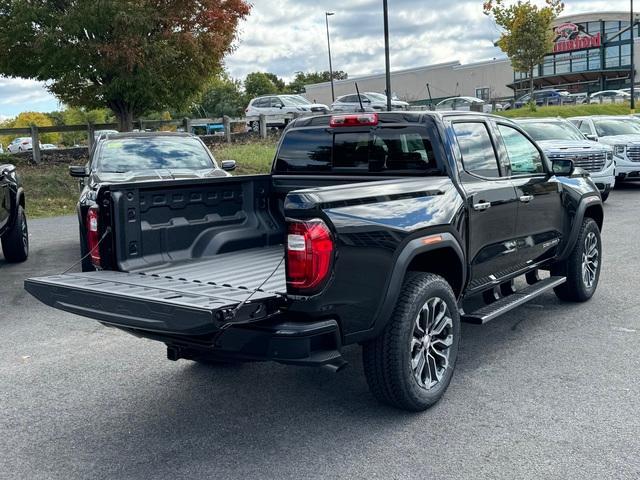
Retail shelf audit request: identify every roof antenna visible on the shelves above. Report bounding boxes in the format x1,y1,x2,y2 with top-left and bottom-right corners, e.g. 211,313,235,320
355,82,365,112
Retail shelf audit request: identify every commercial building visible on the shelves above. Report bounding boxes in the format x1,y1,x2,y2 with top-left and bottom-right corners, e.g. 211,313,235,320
304,11,640,106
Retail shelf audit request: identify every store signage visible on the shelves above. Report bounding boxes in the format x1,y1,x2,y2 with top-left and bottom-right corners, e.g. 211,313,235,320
553,23,601,53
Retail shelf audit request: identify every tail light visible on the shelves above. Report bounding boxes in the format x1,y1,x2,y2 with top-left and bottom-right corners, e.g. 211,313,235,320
86,206,101,267
21,141,29,145
286,219,334,294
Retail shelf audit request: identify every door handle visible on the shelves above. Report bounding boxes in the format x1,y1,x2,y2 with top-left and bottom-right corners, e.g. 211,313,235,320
473,202,492,211
519,195,534,203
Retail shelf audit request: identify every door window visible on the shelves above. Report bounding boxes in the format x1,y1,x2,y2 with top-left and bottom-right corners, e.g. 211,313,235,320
497,124,545,175
452,122,500,177
577,121,593,135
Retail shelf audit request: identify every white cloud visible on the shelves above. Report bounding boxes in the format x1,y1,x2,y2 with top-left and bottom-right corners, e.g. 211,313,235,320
0,77,60,118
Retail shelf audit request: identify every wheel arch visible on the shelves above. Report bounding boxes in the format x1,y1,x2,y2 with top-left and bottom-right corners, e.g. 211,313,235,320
558,195,603,260
406,247,464,298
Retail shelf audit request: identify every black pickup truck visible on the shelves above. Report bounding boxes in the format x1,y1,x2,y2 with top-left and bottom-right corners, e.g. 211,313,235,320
1,163,28,262
25,112,604,411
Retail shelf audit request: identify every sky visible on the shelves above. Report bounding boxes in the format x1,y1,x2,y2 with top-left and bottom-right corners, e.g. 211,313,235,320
0,0,631,119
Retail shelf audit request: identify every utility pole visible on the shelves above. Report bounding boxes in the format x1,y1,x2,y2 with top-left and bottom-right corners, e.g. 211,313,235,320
326,12,336,102
383,0,392,111
632,0,636,111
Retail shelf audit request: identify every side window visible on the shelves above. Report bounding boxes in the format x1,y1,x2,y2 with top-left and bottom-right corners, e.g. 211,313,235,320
271,97,284,108
577,121,593,135
497,124,545,175
253,98,268,108
452,122,501,178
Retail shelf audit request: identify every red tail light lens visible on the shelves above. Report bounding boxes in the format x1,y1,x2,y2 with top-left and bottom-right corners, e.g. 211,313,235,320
86,207,101,267
330,113,378,127
286,219,334,293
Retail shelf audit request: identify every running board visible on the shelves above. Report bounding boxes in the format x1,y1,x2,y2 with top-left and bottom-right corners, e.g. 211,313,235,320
461,276,566,325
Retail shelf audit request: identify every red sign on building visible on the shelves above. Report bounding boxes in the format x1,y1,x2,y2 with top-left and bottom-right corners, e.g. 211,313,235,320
553,23,602,53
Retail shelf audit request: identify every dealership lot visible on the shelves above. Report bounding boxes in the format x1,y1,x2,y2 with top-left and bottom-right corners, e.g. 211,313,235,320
1,184,639,479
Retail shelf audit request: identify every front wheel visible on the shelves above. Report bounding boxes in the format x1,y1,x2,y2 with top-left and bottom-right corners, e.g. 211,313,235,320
1,205,29,263
552,217,602,302
362,273,460,411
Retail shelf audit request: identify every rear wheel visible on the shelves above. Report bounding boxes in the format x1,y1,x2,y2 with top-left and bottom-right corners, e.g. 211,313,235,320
362,273,460,411
1,205,29,263
552,217,601,302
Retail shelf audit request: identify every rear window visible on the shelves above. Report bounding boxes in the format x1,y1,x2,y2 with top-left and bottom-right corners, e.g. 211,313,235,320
275,126,443,175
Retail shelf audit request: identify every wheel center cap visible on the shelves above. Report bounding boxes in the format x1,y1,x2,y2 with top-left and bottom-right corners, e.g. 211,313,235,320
423,335,431,348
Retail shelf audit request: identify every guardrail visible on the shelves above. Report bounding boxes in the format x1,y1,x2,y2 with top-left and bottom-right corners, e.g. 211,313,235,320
0,113,306,164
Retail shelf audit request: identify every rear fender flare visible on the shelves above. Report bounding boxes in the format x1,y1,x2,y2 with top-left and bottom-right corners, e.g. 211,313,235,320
344,232,466,344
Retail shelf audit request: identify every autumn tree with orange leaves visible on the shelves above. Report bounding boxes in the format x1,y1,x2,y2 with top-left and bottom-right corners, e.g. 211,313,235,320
0,0,251,130
484,0,564,95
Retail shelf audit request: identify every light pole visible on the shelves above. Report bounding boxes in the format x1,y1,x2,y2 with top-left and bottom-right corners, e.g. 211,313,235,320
325,12,335,102
631,0,636,111
383,0,392,111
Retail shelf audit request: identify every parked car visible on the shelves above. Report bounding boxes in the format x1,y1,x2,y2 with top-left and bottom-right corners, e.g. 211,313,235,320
589,90,631,104
516,118,615,201
27,111,604,411
569,115,640,181
512,89,565,109
0,163,28,262
435,96,501,113
0,144,4,154
246,95,329,130
41,144,57,150
7,137,40,153
94,129,119,139
620,87,640,98
331,92,410,112
67,132,237,271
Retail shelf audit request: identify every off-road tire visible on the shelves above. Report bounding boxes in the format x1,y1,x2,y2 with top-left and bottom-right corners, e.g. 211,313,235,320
1,205,29,263
552,217,601,302
362,273,460,411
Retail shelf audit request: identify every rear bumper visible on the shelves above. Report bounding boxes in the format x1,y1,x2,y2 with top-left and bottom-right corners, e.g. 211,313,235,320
163,318,343,367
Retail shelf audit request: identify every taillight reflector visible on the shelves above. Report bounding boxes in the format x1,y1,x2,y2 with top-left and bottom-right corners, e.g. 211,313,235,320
86,207,101,267
286,219,334,293
330,113,379,128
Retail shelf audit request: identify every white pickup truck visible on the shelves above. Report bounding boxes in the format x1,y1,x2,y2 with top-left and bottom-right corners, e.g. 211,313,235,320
518,117,616,201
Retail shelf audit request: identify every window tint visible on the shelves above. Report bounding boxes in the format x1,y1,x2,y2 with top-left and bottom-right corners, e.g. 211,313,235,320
497,124,544,175
275,126,441,174
453,122,500,177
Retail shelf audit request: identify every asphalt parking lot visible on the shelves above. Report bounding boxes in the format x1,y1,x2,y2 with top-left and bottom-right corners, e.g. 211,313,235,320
1,183,639,480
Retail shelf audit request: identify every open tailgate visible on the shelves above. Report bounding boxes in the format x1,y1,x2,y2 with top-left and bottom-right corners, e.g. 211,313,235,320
24,271,284,336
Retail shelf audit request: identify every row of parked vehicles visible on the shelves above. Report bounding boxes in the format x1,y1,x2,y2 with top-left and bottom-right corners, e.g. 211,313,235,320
6,107,638,411
506,88,639,109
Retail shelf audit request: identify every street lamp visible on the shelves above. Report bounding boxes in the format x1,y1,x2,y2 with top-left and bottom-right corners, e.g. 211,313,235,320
325,12,336,102
383,0,392,111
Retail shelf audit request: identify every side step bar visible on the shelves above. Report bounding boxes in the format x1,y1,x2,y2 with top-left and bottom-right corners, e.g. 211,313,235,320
461,276,566,325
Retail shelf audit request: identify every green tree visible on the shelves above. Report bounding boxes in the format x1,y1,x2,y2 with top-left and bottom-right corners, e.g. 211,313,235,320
0,112,60,146
483,0,563,94
0,0,251,131
57,108,114,146
244,72,280,98
287,71,348,94
197,75,247,118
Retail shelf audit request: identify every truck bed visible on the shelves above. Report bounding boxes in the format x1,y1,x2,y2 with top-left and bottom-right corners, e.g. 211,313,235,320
134,245,286,294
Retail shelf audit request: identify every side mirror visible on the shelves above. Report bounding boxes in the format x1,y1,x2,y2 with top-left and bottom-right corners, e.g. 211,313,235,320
69,165,88,178
0,164,16,176
221,160,236,172
585,134,598,141
552,159,575,176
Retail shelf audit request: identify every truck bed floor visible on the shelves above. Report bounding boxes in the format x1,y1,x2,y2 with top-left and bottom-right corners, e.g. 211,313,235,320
134,245,287,294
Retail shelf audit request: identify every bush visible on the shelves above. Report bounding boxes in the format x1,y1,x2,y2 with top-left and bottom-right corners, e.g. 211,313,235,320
499,103,633,118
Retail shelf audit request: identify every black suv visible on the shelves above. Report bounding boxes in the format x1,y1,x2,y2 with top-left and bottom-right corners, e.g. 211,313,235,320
0,163,28,263
27,112,603,411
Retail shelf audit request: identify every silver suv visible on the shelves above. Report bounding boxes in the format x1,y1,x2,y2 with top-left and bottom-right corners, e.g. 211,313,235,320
331,92,409,112
245,95,329,130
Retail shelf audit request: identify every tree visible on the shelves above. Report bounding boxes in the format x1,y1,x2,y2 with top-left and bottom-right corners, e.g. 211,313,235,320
57,108,114,146
483,0,563,95
0,0,251,131
196,75,247,118
0,112,60,146
244,72,281,98
287,71,349,94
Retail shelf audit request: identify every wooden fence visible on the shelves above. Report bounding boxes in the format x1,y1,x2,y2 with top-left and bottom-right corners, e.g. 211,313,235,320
0,113,304,164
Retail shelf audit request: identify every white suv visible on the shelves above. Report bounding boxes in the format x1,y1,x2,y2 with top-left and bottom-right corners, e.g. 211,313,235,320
245,95,329,129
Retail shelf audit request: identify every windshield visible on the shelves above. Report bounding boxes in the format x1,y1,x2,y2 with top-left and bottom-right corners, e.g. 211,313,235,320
593,119,640,137
282,95,311,106
520,122,585,141
366,92,388,102
96,137,215,173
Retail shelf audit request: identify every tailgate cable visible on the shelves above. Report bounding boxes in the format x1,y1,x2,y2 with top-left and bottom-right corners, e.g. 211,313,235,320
59,228,111,275
217,254,286,331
